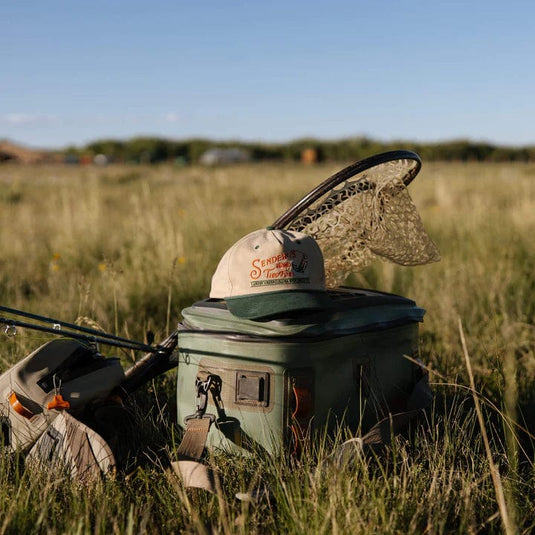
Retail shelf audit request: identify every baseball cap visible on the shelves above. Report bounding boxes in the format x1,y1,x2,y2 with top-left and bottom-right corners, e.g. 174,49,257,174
210,227,332,320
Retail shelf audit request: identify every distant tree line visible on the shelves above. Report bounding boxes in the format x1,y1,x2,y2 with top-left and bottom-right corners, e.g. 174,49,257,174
64,136,535,164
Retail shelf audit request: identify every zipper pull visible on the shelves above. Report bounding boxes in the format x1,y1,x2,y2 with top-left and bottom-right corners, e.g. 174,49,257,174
47,375,70,411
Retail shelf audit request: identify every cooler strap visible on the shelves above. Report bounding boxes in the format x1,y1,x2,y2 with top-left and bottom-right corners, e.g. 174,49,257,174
170,460,218,493
362,373,433,445
170,375,223,493
324,373,433,468
176,416,213,460
171,417,218,493
361,408,425,445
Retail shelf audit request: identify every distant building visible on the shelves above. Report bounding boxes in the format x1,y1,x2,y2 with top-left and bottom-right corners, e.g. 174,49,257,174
301,148,317,165
64,154,80,165
93,154,109,166
199,147,250,165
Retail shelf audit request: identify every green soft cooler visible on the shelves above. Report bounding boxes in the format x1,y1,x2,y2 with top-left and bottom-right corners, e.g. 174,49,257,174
176,287,426,455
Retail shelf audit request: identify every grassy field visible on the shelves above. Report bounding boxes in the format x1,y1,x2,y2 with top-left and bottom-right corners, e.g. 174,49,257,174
0,160,534,533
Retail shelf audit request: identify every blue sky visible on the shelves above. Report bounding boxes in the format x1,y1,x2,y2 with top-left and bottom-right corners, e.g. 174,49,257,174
1,1,533,149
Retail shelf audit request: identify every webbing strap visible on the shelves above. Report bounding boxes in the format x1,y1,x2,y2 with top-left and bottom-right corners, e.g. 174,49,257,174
64,414,97,476
170,460,218,493
322,374,433,469
27,412,116,485
361,408,424,445
172,416,218,493
176,417,212,461
362,374,433,445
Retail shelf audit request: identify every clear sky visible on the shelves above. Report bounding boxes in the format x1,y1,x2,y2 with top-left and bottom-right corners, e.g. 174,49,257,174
1,0,534,149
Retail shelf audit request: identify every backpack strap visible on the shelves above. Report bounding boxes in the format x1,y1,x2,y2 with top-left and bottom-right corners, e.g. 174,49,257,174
27,412,116,484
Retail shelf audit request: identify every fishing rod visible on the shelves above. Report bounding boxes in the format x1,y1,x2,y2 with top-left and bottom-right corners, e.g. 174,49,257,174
0,315,157,353
119,330,179,396
0,305,153,351
0,305,180,398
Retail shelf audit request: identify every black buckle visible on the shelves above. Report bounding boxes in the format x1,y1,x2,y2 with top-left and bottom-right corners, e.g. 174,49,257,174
184,376,219,424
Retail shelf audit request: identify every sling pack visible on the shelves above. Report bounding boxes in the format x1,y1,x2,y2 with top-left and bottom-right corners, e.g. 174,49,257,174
0,338,124,451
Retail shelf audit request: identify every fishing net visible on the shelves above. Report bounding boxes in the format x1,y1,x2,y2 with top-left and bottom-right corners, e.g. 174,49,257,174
286,158,440,286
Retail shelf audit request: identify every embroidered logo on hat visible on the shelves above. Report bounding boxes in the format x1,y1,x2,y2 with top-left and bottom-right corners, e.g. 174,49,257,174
210,228,331,319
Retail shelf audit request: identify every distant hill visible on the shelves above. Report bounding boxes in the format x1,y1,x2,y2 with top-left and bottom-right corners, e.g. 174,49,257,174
0,140,60,164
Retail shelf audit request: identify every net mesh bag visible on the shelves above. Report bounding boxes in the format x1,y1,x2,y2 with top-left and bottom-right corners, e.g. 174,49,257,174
287,159,440,286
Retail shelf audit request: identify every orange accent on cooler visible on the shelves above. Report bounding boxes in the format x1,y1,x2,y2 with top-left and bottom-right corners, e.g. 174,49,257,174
288,371,315,456
292,386,313,419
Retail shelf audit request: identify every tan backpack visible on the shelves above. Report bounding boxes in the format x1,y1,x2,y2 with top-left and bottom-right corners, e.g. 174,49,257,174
0,338,124,452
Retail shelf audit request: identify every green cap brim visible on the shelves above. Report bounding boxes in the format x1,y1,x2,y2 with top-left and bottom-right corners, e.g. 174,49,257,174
225,290,332,320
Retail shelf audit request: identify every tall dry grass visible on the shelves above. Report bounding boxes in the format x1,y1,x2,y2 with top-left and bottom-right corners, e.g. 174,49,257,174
0,160,534,533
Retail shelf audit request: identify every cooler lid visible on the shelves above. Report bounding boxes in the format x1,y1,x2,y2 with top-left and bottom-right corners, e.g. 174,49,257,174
180,287,425,338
